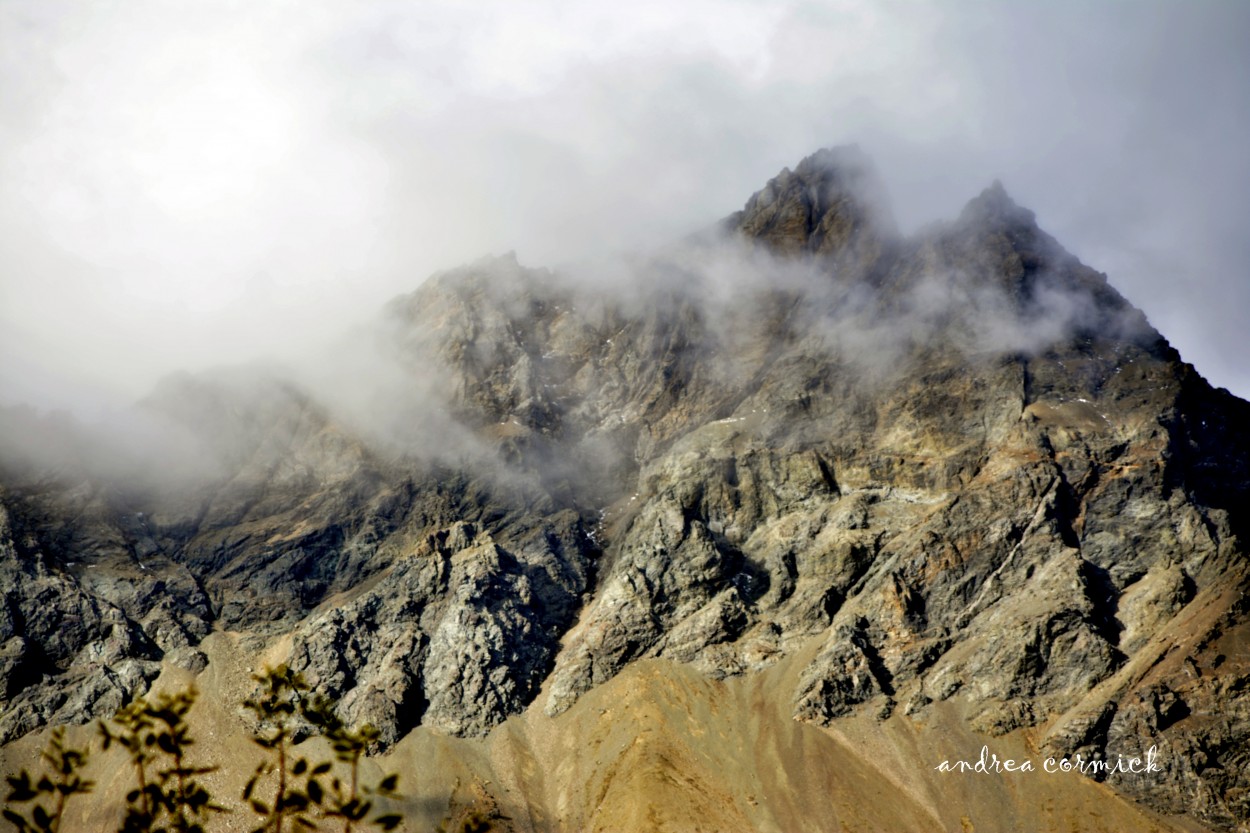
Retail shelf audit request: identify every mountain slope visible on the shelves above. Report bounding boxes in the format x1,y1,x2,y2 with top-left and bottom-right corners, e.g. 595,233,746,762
2,147,1247,831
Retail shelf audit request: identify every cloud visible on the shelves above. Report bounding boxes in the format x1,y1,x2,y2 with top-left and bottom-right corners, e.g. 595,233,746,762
2,0,1248,417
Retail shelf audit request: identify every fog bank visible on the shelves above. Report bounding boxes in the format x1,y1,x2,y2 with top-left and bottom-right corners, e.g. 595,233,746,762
3,1,1248,414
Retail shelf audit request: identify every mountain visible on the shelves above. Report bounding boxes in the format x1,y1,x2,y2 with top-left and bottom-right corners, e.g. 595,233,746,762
1,147,1248,832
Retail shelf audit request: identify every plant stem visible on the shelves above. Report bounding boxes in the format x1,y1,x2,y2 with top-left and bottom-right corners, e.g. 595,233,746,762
136,757,150,821
343,748,361,833
174,745,187,831
275,733,286,833
50,789,66,833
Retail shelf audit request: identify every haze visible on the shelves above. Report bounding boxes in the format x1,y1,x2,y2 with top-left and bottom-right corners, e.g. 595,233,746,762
2,1,1248,416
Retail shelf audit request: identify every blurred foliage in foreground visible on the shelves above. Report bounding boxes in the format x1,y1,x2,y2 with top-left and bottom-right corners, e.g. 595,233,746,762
4,665,500,833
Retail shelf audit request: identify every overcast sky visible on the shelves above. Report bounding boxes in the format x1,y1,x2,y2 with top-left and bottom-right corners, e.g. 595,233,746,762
2,1,1248,414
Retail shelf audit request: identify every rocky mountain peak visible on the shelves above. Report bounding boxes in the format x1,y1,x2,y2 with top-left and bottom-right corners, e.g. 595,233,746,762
958,178,1037,230
727,144,896,266
896,175,1162,351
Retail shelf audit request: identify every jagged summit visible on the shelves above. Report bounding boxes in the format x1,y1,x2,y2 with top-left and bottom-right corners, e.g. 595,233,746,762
958,178,1038,229
725,150,1154,354
727,144,896,264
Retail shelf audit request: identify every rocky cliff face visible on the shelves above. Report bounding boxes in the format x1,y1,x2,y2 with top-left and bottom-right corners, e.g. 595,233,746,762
2,147,1248,831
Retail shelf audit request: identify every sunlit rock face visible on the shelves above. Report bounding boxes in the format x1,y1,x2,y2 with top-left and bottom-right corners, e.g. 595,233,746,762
2,147,1248,831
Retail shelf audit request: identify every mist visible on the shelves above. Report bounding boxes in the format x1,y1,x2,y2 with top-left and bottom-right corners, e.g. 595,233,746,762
3,1,1249,421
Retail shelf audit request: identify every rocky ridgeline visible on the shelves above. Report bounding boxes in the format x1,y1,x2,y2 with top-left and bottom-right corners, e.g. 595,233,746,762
2,146,1248,830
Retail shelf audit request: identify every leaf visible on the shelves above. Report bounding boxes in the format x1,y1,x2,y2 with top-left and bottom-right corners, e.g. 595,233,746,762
312,762,332,775
7,773,37,802
2,808,30,830
378,774,399,793
249,798,270,815
375,813,404,831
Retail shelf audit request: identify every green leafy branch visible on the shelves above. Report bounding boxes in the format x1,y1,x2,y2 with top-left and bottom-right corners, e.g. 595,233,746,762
3,727,94,833
98,687,225,833
242,665,402,833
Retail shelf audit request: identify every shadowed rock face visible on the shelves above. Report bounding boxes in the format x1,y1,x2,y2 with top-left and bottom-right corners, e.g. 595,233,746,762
3,147,1249,831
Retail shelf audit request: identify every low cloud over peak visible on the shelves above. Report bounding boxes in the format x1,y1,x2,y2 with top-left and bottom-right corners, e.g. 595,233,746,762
2,1,1248,414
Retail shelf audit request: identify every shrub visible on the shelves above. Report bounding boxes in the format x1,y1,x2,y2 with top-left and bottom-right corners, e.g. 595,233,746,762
98,687,223,833
242,665,401,833
4,672,402,833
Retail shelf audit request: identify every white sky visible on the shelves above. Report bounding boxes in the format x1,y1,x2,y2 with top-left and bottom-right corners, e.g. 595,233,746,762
2,1,1248,413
